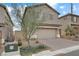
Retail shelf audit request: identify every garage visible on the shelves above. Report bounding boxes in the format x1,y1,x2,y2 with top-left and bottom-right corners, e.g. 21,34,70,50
34,28,57,40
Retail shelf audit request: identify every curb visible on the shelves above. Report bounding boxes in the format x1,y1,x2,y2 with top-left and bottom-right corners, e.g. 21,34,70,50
32,45,79,56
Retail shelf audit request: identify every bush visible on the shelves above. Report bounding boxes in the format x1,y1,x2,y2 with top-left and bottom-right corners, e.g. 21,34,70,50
20,47,32,56
36,45,47,49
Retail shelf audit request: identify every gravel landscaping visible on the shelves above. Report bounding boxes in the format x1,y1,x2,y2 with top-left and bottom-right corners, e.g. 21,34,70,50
20,45,49,56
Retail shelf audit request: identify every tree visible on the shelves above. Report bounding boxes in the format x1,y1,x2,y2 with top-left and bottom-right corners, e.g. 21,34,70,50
65,25,75,36
11,3,43,48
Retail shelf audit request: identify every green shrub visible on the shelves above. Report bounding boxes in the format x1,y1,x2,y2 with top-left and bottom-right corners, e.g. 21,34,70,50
36,45,47,49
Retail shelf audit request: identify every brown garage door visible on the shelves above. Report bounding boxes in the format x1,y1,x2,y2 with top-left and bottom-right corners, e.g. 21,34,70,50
35,29,57,40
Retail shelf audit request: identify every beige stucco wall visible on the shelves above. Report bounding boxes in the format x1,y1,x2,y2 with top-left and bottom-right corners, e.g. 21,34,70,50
0,7,6,23
0,6,13,44
59,15,71,36
59,15,79,37
24,5,60,25
14,31,27,47
33,5,60,24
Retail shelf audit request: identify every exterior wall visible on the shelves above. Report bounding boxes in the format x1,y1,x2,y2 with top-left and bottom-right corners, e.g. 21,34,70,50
71,16,79,35
59,15,71,36
24,5,60,25
0,7,6,23
33,5,60,24
0,27,7,43
0,6,12,25
77,17,79,23
0,5,13,53
14,31,26,47
59,15,79,37
14,31,24,41
71,16,79,24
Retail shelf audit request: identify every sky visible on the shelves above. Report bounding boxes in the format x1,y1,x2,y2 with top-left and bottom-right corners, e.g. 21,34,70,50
2,3,79,31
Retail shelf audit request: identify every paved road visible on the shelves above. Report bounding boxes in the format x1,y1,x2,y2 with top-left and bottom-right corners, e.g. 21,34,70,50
39,38,79,50
64,50,79,56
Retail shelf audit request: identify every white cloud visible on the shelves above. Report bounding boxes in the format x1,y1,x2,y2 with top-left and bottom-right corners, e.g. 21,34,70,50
7,6,13,13
63,11,66,14
73,5,77,11
47,3,57,8
24,5,27,7
60,6,64,9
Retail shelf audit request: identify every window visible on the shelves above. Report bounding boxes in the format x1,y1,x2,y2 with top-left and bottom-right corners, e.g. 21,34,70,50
48,14,53,20
42,13,53,20
64,17,67,20
73,17,77,23
42,13,47,20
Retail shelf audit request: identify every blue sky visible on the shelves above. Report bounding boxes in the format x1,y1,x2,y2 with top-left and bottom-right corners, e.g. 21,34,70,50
54,3,79,16
4,3,79,16
2,3,79,31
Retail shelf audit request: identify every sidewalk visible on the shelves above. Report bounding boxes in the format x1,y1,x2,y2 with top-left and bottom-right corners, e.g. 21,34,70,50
32,45,79,56
1,51,20,56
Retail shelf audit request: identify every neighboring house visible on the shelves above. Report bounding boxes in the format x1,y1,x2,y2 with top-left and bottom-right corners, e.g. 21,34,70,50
0,4,13,54
59,13,79,37
22,3,61,40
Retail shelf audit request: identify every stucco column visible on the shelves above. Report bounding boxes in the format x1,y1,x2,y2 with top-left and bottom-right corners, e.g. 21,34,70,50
57,29,61,38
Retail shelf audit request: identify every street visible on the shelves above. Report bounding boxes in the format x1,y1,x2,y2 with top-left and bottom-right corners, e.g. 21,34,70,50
64,50,79,56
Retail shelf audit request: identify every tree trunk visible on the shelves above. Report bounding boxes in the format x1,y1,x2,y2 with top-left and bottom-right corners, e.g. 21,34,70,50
27,38,31,49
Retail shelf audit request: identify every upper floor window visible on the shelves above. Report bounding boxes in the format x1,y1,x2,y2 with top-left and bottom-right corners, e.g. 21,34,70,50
73,17,77,23
64,17,67,20
48,14,53,20
42,12,53,20
42,13,48,20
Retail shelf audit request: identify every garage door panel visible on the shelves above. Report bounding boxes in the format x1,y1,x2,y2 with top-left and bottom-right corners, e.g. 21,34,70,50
34,29,57,39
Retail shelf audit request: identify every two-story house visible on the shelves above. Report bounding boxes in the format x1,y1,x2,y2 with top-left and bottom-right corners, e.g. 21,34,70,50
22,3,61,40
15,3,62,47
0,4,13,54
59,13,79,37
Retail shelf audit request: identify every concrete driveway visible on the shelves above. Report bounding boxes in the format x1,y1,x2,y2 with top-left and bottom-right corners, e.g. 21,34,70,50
38,38,79,50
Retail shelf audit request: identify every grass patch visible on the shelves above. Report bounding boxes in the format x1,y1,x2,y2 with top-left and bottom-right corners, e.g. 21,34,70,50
20,45,48,56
